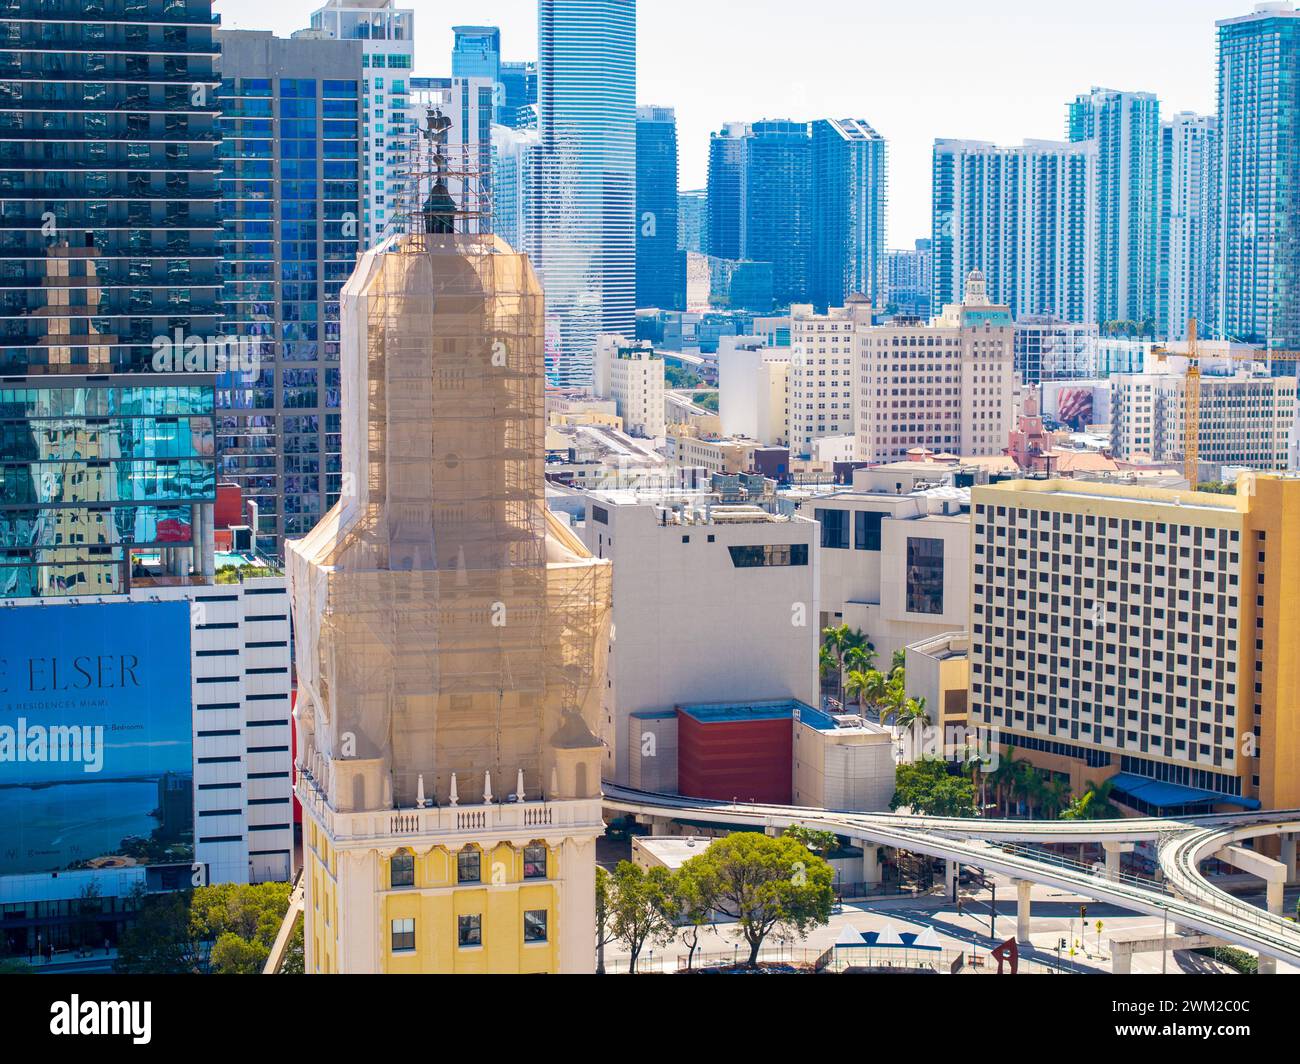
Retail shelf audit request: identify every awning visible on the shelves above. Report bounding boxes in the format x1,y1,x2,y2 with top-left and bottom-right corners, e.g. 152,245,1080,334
834,925,866,948
1109,772,1260,811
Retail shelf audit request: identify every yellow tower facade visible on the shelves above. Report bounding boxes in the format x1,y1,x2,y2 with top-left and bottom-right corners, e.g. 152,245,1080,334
288,228,612,973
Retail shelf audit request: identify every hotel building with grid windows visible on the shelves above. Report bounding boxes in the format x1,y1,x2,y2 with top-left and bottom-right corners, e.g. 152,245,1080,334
969,476,1300,813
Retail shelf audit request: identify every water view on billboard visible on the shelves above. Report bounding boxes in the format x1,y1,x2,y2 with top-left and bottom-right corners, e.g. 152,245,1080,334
0,600,193,875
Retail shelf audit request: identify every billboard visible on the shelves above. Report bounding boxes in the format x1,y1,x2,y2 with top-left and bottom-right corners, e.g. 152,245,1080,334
0,601,193,875
1056,387,1095,432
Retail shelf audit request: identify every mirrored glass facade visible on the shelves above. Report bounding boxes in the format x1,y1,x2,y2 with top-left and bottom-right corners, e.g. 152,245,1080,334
0,376,216,597
0,0,221,376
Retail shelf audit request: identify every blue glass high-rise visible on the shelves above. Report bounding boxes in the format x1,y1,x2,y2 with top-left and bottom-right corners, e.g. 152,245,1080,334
1216,3,1300,351
811,118,887,310
217,31,363,555
636,106,686,310
742,120,812,309
533,0,636,388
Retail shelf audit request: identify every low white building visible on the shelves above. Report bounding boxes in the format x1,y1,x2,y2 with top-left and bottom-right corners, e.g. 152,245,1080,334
791,482,972,662
577,487,819,786
718,336,790,446
595,334,667,439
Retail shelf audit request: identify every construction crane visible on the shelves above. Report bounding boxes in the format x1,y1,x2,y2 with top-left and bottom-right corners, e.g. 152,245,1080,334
1150,319,1300,485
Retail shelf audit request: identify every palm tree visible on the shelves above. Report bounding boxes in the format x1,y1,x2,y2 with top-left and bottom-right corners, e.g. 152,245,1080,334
897,696,930,729
842,643,876,676
820,625,869,703
889,648,907,678
1081,778,1121,820
818,645,839,689
1037,777,1072,820
878,673,907,727
846,667,889,719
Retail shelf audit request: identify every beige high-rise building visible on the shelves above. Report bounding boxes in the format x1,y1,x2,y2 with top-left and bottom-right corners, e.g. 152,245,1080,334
855,270,1018,463
289,214,612,972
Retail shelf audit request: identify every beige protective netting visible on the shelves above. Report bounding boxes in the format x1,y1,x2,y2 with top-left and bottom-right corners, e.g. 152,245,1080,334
289,233,611,813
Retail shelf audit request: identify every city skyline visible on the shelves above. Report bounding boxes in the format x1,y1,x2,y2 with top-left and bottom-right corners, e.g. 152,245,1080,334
214,0,1226,245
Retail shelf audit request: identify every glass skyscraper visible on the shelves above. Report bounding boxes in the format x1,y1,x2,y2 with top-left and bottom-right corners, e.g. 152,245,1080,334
636,105,685,310
451,25,501,81
1216,2,1300,351
0,0,222,376
307,0,414,248
706,122,748,261
1068,87,1162,332
811,118,888,310
742,120,812,309
533,0,636,387
217,31,363,556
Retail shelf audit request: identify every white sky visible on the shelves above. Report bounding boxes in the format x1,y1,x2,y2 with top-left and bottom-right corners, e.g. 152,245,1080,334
214,0,1238,245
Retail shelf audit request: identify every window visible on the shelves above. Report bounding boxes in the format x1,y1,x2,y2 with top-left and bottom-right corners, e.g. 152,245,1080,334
523,844,548,879
390,851,414,888
855,511,883,551
524,909,548,944
728,544,809,568
457,848,481,884
458,914,482,948
815,509,849,549
591,505,609,525
391,918,415,953
906,537,945,615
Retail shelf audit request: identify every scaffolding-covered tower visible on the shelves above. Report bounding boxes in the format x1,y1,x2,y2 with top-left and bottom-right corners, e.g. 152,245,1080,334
288,109,611,974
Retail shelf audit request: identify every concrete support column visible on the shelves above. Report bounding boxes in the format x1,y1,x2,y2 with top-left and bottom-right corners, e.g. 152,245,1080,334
1111,943,1133,975
1266,880,1284,917
861,844,882,885
945,860,959,902
1282,835,1298,887
1102,840,1134,882
1014,878,1032,945
1260,954,1277,976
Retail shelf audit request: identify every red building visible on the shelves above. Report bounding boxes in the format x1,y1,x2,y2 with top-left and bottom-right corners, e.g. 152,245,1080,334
675,701,795,805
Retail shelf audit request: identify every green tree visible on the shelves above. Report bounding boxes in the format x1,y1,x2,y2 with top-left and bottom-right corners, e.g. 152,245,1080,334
820,625,868,702
595,866,618,975
783,825,839,856
189,881,292,954
209,931,269,975
679,833,834,966
670,863,713,971
608,862,677,973
845,667,888,716
114,888,199,975
891,759,977,817
890,648,907,677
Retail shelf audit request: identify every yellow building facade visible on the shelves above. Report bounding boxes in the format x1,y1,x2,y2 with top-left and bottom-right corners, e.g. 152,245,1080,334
969,475,1300,813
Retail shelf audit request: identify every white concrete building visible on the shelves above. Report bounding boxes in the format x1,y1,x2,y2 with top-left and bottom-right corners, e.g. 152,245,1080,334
855,270,1018,463
594,335,666,439
795,484,972,663
788,298,866,457
791,707,894,811
1013,317,1099,384
578,488,820,786
717,336,789,445
1110,363,1296,476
